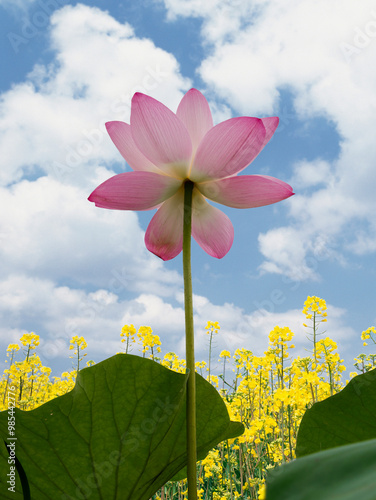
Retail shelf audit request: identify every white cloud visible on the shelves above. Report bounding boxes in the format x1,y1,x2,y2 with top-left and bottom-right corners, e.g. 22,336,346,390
0,175,181,293
290,159,333,189
161,0,264,44
258,227,317,281
0,275,185,366
346,229,376,255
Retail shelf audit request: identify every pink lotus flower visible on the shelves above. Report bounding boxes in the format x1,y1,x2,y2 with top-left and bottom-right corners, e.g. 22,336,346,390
89,89,293,260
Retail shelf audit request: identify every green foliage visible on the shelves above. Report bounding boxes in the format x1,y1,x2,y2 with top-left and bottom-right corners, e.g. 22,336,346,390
0,354,243,500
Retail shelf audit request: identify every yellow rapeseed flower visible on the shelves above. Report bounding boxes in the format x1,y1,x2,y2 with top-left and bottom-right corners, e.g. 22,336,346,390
302,296,327,319
6,344,20,352
20,332,40,349
138,326,162,355
121,324,136,339
219,350,231,358
361,327,376,346
69,336,88,351
205,321,220,334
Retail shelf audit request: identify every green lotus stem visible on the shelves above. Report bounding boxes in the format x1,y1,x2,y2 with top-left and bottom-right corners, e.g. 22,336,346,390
183,180,197,500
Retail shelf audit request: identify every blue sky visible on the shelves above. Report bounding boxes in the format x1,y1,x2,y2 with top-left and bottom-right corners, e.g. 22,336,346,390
1,0,376,376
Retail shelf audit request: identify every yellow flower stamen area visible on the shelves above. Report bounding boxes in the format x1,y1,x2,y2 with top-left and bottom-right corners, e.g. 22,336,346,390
20,332,40,348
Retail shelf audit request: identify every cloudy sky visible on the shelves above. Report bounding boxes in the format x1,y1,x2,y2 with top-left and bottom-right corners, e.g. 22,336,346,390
1,0,375,376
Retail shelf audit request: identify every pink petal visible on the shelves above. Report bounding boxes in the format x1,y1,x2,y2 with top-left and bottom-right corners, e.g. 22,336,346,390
190,117,266,182
105,121,160,173
145,188,185,260
176,88,213,152
191,190,234,258
261,117,279,148
88,171,182,210
197,175,294,208
130,93,192,178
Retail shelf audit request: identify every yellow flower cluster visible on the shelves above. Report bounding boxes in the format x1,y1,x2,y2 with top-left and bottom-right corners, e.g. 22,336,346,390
69,335,88,351
121,324,137,338
219,350,231,359
2,333,52,410
69,335,88,371
120,324,137,354
205,321,221,335
0,334,90,411
302,295,327,318
195,360,207,376
269,325,294,344
20,332,40,351
161,352,186,373
137,326,162,359
6,344,20,352
119,324,163,359
361,326,376,346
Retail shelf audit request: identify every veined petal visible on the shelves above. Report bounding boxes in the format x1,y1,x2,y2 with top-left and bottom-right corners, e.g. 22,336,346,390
176,88,213,152
131,93,192,178
261,117,279,148
88,171,182,210
190,117,266,182
197,175,294,208
105,121,160,173
191,190,234,259
145,188,185,261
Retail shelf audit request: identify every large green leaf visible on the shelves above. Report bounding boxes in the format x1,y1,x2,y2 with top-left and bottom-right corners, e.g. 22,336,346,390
266,438,376,500
296,368,376,456
0,354,244,499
